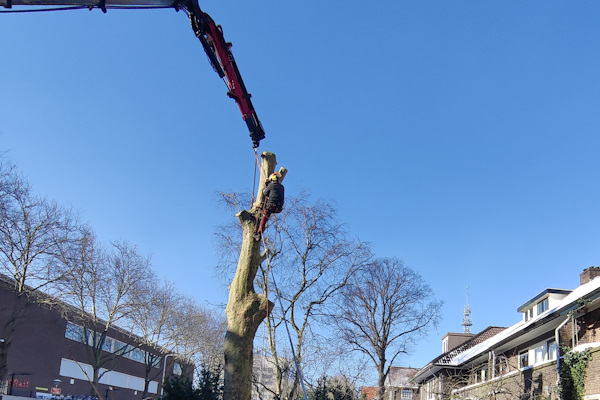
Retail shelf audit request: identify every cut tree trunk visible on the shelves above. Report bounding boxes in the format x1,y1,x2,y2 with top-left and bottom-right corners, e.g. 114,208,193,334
223,151,287,400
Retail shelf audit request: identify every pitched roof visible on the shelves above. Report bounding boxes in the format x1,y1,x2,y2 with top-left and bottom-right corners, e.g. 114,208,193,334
361,386,378,400
387,366,420,386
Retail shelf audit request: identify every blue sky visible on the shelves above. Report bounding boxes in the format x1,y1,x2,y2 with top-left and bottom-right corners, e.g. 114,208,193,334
2,0,600,376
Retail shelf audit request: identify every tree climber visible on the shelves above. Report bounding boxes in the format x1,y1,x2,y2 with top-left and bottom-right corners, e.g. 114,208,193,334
255,173,284,239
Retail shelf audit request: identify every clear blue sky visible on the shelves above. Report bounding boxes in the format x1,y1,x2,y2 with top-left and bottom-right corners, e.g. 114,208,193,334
2,0,600,376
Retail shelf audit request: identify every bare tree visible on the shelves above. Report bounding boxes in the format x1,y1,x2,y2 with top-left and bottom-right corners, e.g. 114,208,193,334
59,234,154,399
334,258,443,400
169,295,227,379
128,279,184,399
216,192,371,400
0,159,83,383
260,194,371,400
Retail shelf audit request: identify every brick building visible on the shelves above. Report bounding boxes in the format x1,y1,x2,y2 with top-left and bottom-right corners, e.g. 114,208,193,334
0,275,189,400
411,267,600,400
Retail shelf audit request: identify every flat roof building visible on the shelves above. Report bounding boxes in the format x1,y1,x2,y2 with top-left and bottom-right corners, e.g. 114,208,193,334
0,275,190,400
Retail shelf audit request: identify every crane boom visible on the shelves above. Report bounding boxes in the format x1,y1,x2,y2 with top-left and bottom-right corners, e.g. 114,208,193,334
1,0,266,148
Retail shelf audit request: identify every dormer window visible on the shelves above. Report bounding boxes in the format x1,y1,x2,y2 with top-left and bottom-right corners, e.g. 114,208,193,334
537,298,549,314
518,288,571,318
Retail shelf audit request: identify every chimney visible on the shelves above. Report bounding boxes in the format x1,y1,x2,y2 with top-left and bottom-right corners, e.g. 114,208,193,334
580,267,600,285
442,332,475,353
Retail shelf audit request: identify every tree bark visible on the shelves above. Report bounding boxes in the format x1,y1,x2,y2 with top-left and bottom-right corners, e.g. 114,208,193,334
223,151,286,400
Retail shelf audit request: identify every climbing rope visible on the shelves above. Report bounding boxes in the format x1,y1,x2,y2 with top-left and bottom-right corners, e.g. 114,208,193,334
260,231,309,400
251,148,259,207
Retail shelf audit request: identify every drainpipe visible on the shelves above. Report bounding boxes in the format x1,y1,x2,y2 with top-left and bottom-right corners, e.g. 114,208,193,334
161,353,178,396
555,315,570,387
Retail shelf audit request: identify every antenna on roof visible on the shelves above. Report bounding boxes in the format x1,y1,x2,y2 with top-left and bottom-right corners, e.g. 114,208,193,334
462,286,473,333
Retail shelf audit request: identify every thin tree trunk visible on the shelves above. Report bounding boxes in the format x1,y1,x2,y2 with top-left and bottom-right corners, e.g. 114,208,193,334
377,358,386,400
223,152,286,400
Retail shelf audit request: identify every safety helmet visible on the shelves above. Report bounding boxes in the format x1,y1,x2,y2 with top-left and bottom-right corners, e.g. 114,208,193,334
269,173,279,182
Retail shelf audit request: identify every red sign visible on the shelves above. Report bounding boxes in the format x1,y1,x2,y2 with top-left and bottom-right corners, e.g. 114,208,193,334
51,388,62,395
13,379,30,389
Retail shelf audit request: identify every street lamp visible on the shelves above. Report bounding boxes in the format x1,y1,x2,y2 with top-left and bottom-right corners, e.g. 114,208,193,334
51,379,62,398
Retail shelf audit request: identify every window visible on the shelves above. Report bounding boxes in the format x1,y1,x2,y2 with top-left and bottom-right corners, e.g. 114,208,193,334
65,323,152,365
427,381,435,400
534,346,544,364
537,298,549,315
476,366,487,383
65,322,85,343
131,348,145,363
519,351,529,368
401,390,412,400
173,362,183,376
102,337,114,352
548,340,558,361
497,356,510,375
113,341,128,355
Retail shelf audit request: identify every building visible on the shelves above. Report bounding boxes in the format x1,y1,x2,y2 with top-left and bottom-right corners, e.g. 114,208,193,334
361,367,420,400
0,275,190,400
412,267,600,400
385,367,420,400
252,353,289,400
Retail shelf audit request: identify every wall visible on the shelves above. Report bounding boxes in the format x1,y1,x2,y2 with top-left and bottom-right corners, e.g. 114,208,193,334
451,362,559,400
0,280,168,400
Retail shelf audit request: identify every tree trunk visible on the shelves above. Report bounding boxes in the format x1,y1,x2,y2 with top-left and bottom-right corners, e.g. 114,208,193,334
377,360,386,400
223,152,286,400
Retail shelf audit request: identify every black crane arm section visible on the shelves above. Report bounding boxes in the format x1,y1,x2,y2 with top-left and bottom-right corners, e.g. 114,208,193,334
1,0,266,148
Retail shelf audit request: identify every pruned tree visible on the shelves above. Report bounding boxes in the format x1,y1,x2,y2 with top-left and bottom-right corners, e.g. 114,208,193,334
0,158,83,383
59,233,154,399
334,258,443,400
223,151,286,400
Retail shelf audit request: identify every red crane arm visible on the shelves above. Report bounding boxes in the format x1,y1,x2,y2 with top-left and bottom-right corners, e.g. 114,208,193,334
188,3,265,148
1,0,266,148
